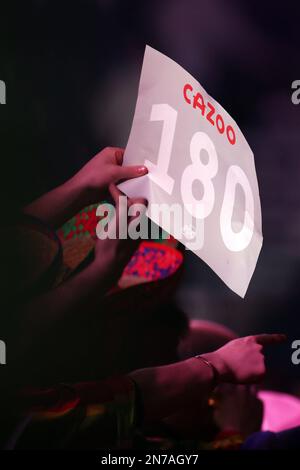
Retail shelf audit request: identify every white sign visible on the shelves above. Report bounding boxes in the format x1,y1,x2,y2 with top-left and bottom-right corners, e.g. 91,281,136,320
119,45,262,297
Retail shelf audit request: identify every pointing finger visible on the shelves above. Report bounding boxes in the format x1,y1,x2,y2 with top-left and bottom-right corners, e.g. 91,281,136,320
255,334,287,346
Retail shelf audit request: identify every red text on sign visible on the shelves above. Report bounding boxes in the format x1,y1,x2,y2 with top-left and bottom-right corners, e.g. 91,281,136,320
183,83,236,145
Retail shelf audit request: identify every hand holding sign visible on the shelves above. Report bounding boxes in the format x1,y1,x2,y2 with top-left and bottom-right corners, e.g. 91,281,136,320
119,46,262,297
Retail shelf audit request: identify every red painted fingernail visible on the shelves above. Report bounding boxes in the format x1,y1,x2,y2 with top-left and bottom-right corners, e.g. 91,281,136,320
137,165,148,174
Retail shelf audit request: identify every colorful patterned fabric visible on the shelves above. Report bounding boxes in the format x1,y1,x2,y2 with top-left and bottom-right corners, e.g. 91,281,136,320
57,203,178,248
123,241,182,282
57,204,99,241
13,380,244,450
12,377,136,449
56,204,183,285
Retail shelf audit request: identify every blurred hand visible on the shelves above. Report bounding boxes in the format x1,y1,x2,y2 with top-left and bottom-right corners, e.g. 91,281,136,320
161,384,263,440
71,147,148,204
213,384,263,437
202,334,286,384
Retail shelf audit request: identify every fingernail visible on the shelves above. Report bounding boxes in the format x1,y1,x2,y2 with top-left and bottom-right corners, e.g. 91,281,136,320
137,165,148,174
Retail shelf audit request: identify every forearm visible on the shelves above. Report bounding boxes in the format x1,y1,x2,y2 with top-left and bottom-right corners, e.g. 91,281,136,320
22,258,112,340
23,176,90,229
130,357,217,423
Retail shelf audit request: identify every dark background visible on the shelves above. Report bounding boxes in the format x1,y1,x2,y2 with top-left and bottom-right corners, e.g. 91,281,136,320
0,0,300,392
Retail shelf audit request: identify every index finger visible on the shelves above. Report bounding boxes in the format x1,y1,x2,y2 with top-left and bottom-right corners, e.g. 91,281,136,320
254,334,287,346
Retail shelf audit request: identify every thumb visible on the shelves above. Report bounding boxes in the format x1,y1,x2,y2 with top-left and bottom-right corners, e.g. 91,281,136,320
118,165,148,181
